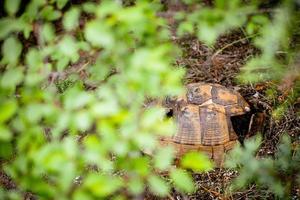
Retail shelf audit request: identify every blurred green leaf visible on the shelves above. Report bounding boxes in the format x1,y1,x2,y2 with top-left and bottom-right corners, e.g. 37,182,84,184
5,0,21,16
141,107,165,128
84,21,114,48
64,89,93,110
0,18,24,39
73,111,92,131
73,190,91,200
127,177,144,195
90,100,119,117
134,133,157,154
41,23,55,43
95,1,121,19
83,2,97,13
170,168,195,193
0,125,12,141
58,35,78,58
1,36,22,66
26,48,43,71
63,7,81,31
0,100,17,123
1,67,24,89
244,135,262,153
56,0,68,9
129,157,151,177
153,146,174,170
83,174,123,197
40,6,62,21
148,175,170,197
25,104,46,123
181,151,213,172
177,21,194,36
0,141,13,159
177,3,252,45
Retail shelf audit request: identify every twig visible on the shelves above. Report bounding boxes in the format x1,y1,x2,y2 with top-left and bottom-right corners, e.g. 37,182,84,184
211,34,258,60
199,184,223,199
76,62,89,73
167,193,175,200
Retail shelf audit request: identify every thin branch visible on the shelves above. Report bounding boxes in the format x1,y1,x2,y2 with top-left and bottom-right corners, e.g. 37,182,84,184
211,34,259,60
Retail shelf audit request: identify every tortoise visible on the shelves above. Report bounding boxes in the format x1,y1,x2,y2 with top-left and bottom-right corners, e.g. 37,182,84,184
160,83,251,167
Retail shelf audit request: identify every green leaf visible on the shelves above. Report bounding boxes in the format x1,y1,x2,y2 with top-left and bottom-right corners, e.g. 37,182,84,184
40,6,62,21
88,62,110,81
148,175,170,197
83,174,123,197
84,21,114,48
73,190,91,200
56,0,68,9
0,125,12,141
5,0,21,16
1,67,24,89
127,177,144,195
177,21,194,36
134,133,157,155
0,100,17,123
83,2,97,13
58,36,78,58
63,7,81,31
96,1,123,19
244,134,262,153
41,23,55,43
141,107,165,128
112,141,129,156
64,90,93,110
90,100,119,117
73,111,92,131
0,18,23,39
154,146,174,170
2,36,22,66
129,157,150,177
170,169,195,193
181,151,213,172
0,141,13,159
55,57,69,71
24,104,45,123
26,48,43,72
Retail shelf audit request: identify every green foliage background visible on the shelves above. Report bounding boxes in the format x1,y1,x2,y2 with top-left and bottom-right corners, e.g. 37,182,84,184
0,0,299,199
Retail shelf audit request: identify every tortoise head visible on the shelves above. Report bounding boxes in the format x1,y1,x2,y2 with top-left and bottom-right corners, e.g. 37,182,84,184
224,92,250,117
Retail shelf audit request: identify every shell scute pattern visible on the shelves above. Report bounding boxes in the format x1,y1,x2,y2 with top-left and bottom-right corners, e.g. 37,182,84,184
174,104,201,145
199,105,229,146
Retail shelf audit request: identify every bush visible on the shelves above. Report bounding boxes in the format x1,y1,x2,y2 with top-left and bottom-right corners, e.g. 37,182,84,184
225,135,300,198
0,0,212,199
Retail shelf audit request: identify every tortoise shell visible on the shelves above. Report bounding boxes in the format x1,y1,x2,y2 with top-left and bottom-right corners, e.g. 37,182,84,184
161,83,250,166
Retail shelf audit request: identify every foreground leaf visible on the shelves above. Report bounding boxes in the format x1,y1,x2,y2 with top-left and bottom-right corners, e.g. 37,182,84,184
181,151,213,172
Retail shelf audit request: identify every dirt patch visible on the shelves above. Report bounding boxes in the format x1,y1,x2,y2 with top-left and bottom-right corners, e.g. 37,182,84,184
175,32,257,87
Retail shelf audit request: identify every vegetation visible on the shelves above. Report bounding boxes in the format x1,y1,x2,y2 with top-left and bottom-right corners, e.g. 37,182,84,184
0,0,299,199
226,134,300,198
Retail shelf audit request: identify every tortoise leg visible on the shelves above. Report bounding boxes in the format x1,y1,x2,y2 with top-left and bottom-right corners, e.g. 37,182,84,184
224,140,237,152
226,116,238,141
198,145,213,160
212,145,225,167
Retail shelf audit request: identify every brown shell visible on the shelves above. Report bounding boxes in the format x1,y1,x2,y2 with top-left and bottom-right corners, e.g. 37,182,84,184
161,83,250,167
